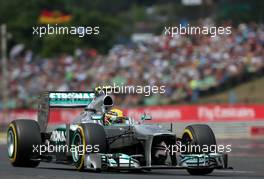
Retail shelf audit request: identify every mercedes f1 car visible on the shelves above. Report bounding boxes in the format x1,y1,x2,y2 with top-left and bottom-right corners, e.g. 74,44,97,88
7,91,231,175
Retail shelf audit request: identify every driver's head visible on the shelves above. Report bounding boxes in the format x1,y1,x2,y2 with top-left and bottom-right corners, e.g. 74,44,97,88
104,108,125,125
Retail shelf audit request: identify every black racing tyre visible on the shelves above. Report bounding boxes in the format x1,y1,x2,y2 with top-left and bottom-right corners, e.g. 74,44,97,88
186,168,214,175
182,124,216,175
71,123,107,171
7,119,41,167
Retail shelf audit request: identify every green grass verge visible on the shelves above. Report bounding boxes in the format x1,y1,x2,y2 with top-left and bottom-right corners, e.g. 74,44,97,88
198,76,264,104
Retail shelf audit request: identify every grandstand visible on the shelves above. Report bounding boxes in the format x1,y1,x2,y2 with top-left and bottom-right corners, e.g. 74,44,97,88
0,21,263,109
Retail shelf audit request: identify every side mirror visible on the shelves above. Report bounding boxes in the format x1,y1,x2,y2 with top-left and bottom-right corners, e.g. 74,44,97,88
141,114,152,121
91,114,103,120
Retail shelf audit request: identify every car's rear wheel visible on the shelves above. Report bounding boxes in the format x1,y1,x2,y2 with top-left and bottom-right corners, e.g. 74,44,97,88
7,119,41,167
181,124,216,175
71,123,107,171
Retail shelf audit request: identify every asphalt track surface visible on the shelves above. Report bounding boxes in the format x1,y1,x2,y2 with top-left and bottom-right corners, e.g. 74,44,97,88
0,139,263,179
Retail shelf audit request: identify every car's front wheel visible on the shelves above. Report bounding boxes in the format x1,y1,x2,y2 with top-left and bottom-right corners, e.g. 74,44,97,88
181,124,216,175
71,123,107,171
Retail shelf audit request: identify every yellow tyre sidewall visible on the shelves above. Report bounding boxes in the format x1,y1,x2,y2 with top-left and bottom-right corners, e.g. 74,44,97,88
7,123,18,162
183,129,194,140
75,125,86,170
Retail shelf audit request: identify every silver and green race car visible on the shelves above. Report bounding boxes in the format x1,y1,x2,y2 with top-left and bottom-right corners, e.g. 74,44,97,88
7,91,231,175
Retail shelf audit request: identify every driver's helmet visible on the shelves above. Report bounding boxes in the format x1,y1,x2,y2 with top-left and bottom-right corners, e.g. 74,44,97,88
104,108,126,125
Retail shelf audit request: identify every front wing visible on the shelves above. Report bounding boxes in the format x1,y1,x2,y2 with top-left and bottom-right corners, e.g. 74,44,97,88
83,153,232,171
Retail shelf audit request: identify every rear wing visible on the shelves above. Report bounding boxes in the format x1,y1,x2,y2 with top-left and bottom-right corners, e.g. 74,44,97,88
37,91,95,132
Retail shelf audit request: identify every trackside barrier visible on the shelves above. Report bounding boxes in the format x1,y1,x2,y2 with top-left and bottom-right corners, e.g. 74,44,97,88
0,104,264,138
124,104,264,138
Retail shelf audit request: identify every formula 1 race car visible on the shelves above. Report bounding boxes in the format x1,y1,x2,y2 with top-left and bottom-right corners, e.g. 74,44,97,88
7,91,231,175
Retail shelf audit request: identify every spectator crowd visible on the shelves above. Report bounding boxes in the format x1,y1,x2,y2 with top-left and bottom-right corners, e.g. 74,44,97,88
1,22,263,109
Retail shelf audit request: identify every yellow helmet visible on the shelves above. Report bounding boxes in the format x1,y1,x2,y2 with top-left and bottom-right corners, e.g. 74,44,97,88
106,108,123,118
104,108,125,125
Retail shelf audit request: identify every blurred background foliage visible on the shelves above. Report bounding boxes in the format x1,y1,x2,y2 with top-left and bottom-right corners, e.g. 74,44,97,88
0,0,263,56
